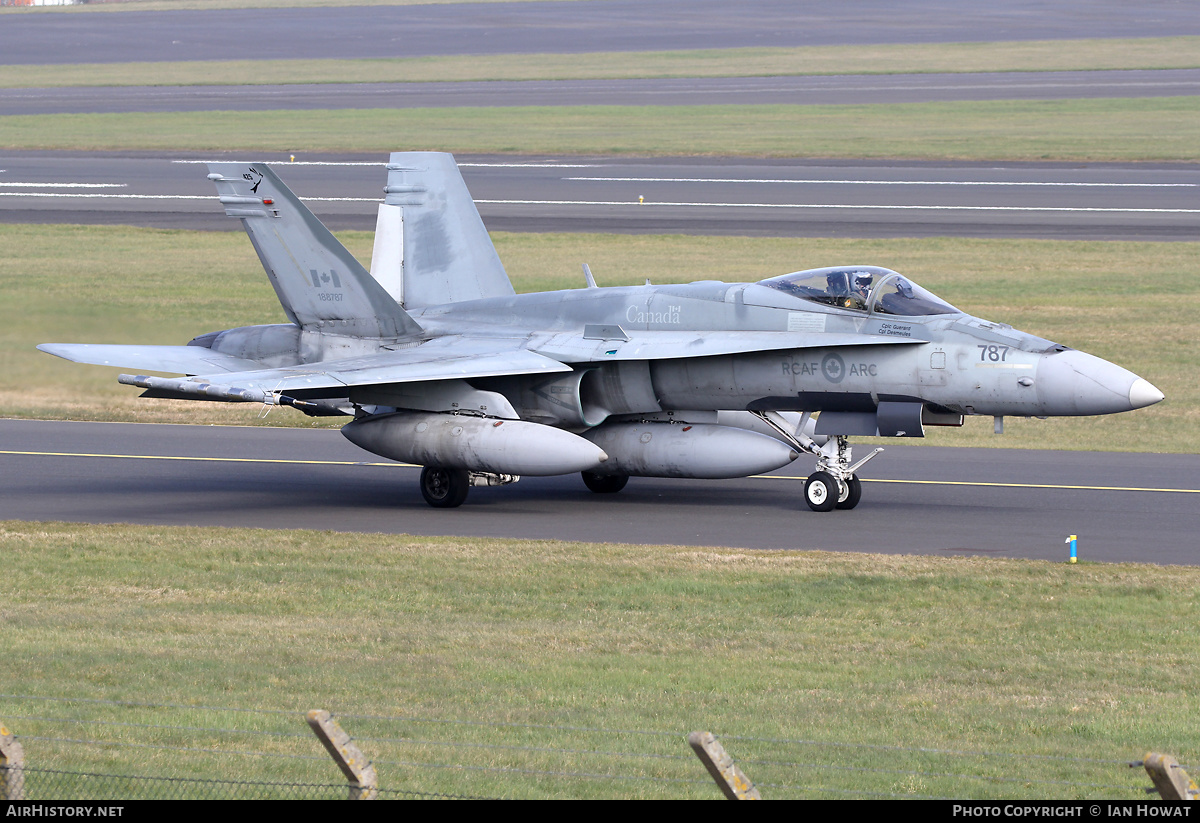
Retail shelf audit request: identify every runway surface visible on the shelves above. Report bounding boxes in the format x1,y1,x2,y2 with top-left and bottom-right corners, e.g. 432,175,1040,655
2,151,1197,240
4,1,1197,65
2,419,1196,564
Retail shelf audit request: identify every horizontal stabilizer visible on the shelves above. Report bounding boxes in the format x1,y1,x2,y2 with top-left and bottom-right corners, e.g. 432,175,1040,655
38,343,263,375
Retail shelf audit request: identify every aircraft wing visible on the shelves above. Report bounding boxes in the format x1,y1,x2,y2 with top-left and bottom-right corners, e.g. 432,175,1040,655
37,343,265,374
125,335,571,398
47,331,919,402
531,329,925,363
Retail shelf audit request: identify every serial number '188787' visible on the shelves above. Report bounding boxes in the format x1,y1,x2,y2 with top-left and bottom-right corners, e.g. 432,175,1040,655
318,293,343,302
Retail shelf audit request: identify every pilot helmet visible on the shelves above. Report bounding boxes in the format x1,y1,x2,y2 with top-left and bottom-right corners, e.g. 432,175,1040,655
853,272,873,292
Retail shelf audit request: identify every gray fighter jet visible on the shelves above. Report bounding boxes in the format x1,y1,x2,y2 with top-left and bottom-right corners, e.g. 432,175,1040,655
39,153,1164,511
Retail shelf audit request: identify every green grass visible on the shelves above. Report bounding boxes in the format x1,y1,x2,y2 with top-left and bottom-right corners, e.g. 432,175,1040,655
4,224,1195,452
4,38,1199,88
2,522,1197,798
3,97,1200,161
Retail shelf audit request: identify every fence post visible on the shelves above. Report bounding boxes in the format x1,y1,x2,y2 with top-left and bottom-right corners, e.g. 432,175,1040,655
688,731,761,800
306,710,378,800
1142,752,1198,801
0,722,26,801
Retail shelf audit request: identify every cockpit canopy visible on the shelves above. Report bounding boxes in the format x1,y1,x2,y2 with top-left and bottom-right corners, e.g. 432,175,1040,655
758,266,960,317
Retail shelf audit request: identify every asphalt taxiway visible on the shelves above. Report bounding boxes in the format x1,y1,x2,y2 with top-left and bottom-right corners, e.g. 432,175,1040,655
1,419,1196,564
4,1,1197,66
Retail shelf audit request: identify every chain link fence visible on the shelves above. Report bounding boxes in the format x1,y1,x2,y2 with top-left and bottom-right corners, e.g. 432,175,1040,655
14,767,476,800
0,694,1176,800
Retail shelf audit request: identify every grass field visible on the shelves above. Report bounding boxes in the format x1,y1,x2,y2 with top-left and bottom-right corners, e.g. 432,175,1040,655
2,522,1197,799
4,224,1194,452
3,98,1199,161
4,37,1198,88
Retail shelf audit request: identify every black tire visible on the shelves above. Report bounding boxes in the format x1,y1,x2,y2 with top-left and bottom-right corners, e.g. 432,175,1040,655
804,471,838,512
835,474,862,510
420,466,470,508
582,471,629,494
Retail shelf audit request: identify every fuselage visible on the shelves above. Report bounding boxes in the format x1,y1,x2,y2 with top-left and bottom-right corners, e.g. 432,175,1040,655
199,268,1162,427
407,275,1160,422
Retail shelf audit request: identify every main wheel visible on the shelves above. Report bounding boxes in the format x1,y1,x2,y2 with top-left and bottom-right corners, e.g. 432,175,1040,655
835,474,862,510
804,471,838,512
582,471,629,494
420,466,470,508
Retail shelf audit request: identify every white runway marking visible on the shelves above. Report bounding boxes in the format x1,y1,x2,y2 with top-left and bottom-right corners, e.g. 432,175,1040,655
5,191,1199,215
475,198,1200,215
566,176,1198,188
0,192,211,200
0,192,376,202
0,182,127,188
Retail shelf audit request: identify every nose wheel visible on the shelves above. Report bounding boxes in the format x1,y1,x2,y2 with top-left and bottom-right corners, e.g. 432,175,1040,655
835,474,862,510
803,472,863,512
746,413,880,514
804,471,838,512
805,435,877,513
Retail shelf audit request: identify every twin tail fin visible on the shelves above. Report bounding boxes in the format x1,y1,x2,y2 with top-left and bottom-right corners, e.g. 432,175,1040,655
207,162,424,339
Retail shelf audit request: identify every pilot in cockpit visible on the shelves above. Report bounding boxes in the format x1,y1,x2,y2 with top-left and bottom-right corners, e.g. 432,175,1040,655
826,270,850,301
850,271,873,307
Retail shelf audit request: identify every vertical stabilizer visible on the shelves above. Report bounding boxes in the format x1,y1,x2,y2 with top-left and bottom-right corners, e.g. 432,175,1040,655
384,152,516,308
207,162,423,339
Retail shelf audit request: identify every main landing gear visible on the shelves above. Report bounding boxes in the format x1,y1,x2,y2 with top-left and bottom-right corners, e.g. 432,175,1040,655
581,471,629,494
420,467,520,508
748,412,882,513
420,466,470,508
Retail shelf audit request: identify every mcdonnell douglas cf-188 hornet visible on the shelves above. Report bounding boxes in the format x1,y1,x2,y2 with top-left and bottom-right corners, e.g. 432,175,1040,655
39,153,1164,511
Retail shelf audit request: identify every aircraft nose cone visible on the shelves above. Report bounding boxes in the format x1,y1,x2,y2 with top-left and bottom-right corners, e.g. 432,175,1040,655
1037,350,1162,416
1128,378,1165,410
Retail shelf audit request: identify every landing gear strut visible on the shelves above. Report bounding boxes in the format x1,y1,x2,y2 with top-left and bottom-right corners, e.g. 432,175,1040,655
749,412,882,513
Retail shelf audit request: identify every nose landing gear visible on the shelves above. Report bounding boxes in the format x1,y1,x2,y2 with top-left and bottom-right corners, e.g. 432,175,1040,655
747,412,881,513
803,470,864,512
803,436,878,512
